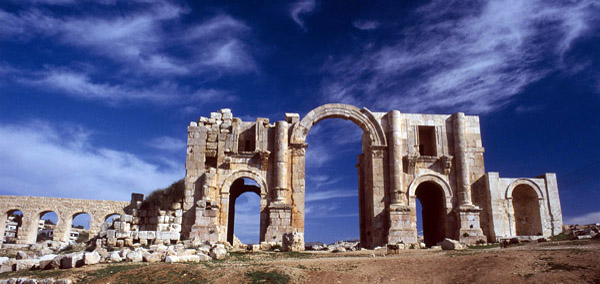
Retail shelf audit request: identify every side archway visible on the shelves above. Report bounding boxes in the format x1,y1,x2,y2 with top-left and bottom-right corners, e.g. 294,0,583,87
220,170,268,198
506,179,544,236
408,173,454,210
220,170,268,244
505,179,544,200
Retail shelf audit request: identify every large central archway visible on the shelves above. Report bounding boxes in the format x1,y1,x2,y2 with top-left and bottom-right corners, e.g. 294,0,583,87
289,103,388,248
290,104,387,147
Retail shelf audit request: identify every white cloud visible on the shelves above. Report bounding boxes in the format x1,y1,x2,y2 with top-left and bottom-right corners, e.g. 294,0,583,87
15,67,236,105
290,0,316,30
322,0,599,113
306,189,356,202
305,202,357,218
353,20,380,31
563,211,600,225
0,5,255,76
0,121,183,201
305,144,331,168
146,136,186,152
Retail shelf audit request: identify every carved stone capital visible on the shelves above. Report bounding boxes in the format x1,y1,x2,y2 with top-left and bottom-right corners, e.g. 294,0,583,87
290,143,308,156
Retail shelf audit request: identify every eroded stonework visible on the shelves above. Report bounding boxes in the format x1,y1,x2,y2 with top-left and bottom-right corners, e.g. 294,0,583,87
0,103,563,249
183,104,563,248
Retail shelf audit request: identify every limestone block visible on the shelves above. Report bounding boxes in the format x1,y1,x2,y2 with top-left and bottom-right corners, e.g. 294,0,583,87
107,237,117,247
109,252,122,262
438,239,465,250
282,232,304,252
209,246,227,260
15,259,39,271
0,259,16,273
107,230,116,239
84,252,101,265
138,231,148,240
126,251,143,262
143,252,162,263
147,231,156,240
38,254,58,270
116,231,129,239
60,253,84,269
123,214,133,223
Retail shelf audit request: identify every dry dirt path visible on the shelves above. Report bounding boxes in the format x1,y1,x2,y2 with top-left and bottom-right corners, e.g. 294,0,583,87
2,240,600,284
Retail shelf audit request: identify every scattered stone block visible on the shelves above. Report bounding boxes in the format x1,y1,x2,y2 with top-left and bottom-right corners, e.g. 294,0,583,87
84,252,101,265
439,238,465,250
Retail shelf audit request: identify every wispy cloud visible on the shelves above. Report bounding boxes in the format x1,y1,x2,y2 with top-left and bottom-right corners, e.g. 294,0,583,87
306,189,357,202
353,20,380,31
0,2,255,105
290,0,316,30
146,136,186,152
563,211,600,225
305,202,357,218
0,5,255,76
0,121,183,201
13,66,236,105
322,0,599,113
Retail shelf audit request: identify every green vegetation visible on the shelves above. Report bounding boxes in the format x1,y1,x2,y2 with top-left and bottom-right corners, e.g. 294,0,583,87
0,268,67,279
79,264,139,283
76,231,90,243
549,232,570,242
245,270,290,284
546,262,587,272
141,179,185,210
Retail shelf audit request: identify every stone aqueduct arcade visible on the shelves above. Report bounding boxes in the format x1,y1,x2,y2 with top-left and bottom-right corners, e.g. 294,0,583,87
0,104,563,248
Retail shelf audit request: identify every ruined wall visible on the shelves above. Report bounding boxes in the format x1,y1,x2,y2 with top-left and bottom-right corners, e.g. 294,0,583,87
485,173,563,241
0,196,128,245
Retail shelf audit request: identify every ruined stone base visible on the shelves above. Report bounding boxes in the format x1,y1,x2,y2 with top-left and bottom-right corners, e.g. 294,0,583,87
264,202,292,243
188,200,220,243
388,205,418,244
457,205,486,244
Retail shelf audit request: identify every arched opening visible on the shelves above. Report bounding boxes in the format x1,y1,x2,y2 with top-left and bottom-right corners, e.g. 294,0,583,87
227,178,261,246
512,185,543,236
37,211,58,242
304,119,362,246
71,213,91,243
4,210,23,244
415,181,447,247
102,214,120,232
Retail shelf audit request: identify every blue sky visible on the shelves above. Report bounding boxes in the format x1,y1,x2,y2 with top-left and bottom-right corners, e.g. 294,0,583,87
1,0,599,244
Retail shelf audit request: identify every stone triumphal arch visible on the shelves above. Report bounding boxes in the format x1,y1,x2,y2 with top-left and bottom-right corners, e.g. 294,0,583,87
0,103,563,249
183,103,563,248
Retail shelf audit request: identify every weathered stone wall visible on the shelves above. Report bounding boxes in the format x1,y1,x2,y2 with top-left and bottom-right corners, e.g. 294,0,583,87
0,196,128,245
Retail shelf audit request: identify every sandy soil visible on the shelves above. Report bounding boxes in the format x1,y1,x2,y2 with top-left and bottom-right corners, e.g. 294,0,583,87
2,239,600,284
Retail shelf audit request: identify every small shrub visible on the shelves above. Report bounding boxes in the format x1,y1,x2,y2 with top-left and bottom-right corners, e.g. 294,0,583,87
245,270,290,284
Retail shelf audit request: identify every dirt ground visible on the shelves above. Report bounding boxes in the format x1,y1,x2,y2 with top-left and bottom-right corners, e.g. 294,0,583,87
2,239,600,284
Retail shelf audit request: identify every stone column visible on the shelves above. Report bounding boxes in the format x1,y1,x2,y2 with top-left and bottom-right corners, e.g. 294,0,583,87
388,110,405,206
274,121,288,202
453,112,473,207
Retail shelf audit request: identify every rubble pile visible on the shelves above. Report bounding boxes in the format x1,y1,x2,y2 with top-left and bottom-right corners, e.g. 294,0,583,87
563,224,600,240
